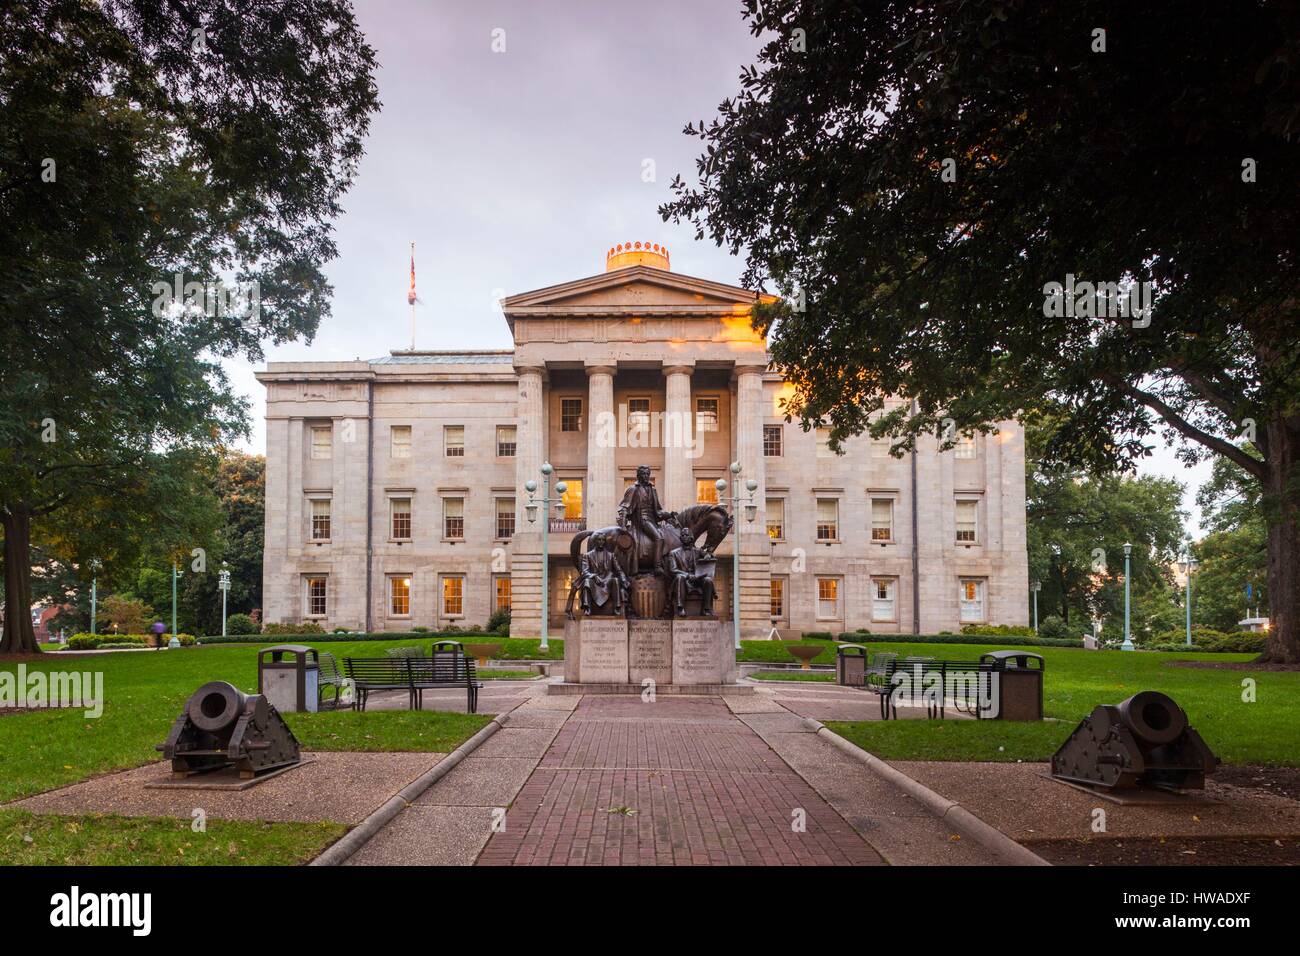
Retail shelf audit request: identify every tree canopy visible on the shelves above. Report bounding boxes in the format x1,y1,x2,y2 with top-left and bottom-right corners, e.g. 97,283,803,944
0,1,378,652
663,0,1300,660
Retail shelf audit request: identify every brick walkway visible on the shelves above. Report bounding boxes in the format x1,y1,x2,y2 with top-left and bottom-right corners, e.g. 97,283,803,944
477,697,883,866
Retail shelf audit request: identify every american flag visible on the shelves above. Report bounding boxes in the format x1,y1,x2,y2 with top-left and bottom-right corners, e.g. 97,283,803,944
407,242,417,305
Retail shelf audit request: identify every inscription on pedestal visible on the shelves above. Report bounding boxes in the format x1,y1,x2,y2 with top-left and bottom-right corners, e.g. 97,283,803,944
574,618,629,683
671,619,729,685
628,620,672,686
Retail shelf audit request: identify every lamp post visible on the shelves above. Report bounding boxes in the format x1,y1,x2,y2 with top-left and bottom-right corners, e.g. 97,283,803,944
170,562,182,649
218,564,231,638
524,462,568,652
1030,580,1040,633
1179,550,1199,647
1121,542,1134,651
716,461,758,651
88,558,101,635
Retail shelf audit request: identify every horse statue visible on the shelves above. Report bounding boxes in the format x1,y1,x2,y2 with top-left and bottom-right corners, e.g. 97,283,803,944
568,503,732,582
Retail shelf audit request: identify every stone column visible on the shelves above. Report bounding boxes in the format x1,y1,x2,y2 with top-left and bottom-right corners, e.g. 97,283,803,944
511,365,547,637
585,365,617,530
733,366,769,638
661,364,695,510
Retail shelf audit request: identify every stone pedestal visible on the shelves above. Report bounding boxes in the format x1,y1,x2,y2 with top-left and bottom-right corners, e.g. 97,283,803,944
554,617,749,695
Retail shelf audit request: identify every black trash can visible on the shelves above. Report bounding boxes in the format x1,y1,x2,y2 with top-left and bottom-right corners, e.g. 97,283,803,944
979,650,1044,721
836,644,868,686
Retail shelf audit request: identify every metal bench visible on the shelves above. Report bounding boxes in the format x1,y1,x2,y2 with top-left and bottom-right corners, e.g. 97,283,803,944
867,657,996,720
317,651,347,710
344,641,483,713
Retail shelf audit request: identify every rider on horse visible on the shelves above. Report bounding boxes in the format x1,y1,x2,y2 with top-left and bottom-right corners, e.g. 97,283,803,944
617,464,671,575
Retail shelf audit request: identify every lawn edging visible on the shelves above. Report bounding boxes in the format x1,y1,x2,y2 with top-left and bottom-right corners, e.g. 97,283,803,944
309,712,508,866
810,719,1051,867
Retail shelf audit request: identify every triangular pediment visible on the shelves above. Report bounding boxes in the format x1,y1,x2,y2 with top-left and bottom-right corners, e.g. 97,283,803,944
503,266,770,324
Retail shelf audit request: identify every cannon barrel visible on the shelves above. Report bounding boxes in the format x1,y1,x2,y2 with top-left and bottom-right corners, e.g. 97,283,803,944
1115,690,1187,745
187,681,251,732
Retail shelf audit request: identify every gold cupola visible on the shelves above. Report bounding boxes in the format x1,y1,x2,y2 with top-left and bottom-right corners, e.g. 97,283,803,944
605,241,670,271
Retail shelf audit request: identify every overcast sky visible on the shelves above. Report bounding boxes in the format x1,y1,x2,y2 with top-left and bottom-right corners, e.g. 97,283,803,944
227,0,1213,535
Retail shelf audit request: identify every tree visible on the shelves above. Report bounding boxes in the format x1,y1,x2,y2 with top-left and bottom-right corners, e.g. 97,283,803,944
1192,451,1269,631
662,0,1300,661
0,1,378,652
1025,411,1187,636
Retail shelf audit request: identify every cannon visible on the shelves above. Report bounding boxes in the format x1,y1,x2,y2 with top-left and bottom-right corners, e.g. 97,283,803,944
158,681,300,779
1051,691,1218,791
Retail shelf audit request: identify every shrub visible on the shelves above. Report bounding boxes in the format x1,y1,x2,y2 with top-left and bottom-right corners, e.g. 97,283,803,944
225,613,259,636
487,609,511,635
412,626,429,633
263,621,325,636
1152,626,1228,646
802,631,835,641
961,623,1036,637
838,632,1082,648
1036,615,1074,641
1203,632,1267,653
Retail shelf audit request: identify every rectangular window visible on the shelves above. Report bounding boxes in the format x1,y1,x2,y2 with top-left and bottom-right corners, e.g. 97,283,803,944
389,576,411,616
763,424,783,457
628,397,652,443
390,425,411,459
310,499,331,541
954,433,977,459
496,497,515,539
956,499,978,543
766,498,784,540
561,398,583,432
561,479,584,519
696,478,719,505
496,425,517,457
695,396,719,432
443,497,464,539
442,576,464,616
816,427,834,458
871,498,894,542
817,577,840,619
444,425,465,458
872,578,897,622
816,498,838,541
390,497,411,540
494,575,512,612
770,578,785,618
310,425,332,460
959,578,986,623
306,577,327,617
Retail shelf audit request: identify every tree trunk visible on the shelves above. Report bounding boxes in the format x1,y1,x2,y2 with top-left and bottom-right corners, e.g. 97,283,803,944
1257,419,1300,665
0,505,41,654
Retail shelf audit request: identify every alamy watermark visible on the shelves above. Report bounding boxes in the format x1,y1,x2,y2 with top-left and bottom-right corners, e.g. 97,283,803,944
151,272,260,320
1,664,103,718
1042,274,1153,327
593,404,706,458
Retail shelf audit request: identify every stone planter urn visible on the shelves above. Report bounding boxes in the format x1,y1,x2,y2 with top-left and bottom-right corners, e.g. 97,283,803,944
785,644,823,670
462,643,502,668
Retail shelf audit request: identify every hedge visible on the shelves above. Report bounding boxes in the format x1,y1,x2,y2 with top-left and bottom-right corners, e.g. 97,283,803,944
65,633,195,650
198,630,506,645
834,632,1084,648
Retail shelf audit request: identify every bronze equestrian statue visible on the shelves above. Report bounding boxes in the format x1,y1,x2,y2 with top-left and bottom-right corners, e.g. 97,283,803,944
568,465,732,618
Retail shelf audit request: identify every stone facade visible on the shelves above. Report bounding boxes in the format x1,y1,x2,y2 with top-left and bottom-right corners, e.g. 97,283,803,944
256,245,1029,637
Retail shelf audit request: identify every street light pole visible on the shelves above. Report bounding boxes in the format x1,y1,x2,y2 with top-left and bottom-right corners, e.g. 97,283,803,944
89,558,100,636
716,462,758,651
170,562,182,649
524,463,567,653
1121,542,1134,651
218,564,231,638
1181,551,1199,647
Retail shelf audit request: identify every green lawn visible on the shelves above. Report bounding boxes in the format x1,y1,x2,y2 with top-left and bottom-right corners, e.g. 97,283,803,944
0,641,494,803
821,640,1300,766
0,809,345,865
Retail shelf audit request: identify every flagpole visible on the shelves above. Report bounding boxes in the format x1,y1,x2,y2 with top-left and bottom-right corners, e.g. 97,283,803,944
408,241,417,351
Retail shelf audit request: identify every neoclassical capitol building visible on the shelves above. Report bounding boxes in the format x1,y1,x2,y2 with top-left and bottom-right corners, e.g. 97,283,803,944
257,243,1029,638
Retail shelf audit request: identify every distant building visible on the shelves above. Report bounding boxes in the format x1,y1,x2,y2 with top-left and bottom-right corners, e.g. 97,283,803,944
257,244,1029,637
